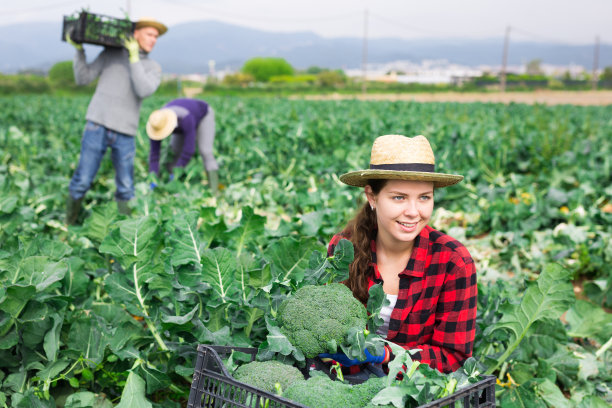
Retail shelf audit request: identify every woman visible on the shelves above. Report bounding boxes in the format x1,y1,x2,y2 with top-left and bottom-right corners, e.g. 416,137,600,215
146,98,219,194
321,134,477,373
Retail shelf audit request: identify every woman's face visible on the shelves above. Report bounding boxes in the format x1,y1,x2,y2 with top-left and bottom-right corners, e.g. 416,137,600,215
365,179,434,246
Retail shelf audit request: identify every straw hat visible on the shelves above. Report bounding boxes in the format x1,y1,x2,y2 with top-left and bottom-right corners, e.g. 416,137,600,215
339,135,463,188
146,109,177,141
135,17,168,36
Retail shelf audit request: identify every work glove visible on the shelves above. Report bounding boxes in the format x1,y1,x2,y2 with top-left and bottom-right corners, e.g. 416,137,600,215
65,31,83,51
123,37,140,63
319,348,386,367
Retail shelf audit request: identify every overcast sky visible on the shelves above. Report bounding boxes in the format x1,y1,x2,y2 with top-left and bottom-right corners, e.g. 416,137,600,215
2,0,610,44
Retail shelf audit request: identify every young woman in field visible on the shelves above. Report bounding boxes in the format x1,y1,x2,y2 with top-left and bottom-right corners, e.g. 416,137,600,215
320,134,477,373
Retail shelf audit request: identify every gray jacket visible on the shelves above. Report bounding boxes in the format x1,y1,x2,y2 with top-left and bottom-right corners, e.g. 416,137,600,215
74,47,161,136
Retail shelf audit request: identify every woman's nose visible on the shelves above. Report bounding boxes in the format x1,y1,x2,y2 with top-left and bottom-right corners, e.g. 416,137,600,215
402,199,419,217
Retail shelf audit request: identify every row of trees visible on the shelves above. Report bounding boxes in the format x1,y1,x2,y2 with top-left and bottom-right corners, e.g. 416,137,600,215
221,57,348,87
2,56,612,95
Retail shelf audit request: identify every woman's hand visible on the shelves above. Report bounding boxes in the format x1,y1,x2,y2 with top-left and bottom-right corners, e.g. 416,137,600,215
319,348,385,367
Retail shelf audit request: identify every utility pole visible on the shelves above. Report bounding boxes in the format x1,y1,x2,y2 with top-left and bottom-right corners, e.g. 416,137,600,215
592,35,600,91
362,9,368,95
500,26,510,92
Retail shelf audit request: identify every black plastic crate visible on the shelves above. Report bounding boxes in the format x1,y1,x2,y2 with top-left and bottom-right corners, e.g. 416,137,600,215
62,11,134,48
187,345,308,408
187,345,497,408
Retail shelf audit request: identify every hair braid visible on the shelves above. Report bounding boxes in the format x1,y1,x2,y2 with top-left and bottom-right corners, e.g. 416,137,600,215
342,179,386,303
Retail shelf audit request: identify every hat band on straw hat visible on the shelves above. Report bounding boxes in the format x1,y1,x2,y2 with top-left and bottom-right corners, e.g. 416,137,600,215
370,163,435,172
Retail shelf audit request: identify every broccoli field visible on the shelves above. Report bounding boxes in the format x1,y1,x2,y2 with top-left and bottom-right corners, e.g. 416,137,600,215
0,94,611,407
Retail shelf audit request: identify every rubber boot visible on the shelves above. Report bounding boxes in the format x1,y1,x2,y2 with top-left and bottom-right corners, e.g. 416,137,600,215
117,200,131,216
206,170,219,195
65,195,83,225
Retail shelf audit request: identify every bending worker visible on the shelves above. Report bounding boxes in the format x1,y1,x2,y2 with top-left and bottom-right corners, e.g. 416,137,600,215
65,17,167,224
146,98,219,194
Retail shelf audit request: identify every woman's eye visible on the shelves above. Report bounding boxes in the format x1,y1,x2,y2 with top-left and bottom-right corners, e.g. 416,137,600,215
420,195,432,201
392,196,404,201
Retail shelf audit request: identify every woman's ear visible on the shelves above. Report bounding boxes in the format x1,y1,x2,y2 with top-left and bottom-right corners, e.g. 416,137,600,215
364,185,376,210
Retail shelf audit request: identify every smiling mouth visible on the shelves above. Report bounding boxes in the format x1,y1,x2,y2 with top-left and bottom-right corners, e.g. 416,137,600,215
398,221,418,228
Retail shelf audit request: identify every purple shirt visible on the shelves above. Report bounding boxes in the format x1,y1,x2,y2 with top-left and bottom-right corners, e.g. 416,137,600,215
149,98,209,174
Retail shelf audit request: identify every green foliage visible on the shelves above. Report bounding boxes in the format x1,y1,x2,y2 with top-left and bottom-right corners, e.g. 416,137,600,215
0,95,611,405
483,264,575,374
233,360,304,393
317,70,347,87
48,61,76,89
222,72,254,86
600,66,612,81
373,345,484,408
242,57,294,82
0,73,50,95
276,283,368,358
269,74,317,84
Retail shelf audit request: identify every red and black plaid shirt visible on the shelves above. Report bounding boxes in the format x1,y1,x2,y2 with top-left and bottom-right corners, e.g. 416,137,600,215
328,225,477,373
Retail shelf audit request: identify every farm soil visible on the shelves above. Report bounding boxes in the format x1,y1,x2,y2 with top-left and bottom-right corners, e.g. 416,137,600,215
297,90,612,106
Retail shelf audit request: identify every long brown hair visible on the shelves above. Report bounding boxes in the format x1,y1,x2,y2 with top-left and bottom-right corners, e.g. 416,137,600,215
342,179,387,303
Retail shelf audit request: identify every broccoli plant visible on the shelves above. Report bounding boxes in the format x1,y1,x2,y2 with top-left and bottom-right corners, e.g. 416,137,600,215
275,283,368,358
233,360,305,394
284,372,388,408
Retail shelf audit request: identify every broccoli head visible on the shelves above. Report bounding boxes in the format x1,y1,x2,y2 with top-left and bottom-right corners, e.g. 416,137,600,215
284,373,387,408
277,283,368,358
233,360,305,394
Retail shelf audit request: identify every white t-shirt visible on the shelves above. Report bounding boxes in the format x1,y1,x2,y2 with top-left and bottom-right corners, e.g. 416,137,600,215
376,294,398,338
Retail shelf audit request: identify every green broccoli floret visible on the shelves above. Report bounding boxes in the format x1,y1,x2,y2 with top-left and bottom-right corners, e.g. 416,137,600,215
284,373,387,408
233,360,305,394
277,283,368,358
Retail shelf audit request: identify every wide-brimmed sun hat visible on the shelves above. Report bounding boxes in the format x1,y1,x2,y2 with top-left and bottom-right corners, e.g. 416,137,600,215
146,109,177,141
135,17,168,36
339,134,463,188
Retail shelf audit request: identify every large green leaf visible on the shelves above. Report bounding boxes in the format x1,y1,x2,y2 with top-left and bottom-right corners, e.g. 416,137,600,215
43,312,64,361
303,238,353,285
18,258,67,291
366,283,388,335
64,391,113,408
0,285,36,317
0,196,18,214
99,216,158,261
201,247,238,302
167,211,202,269
484,263,575,374
83,202,118,244
67,317,107,365
248,263,272,289
101,216,164,319
104,272,147,317
23,238,72,260
565,299,612,343
222,206,265,257
264,236,321,284
261,317,304,362
114,371,152,408
135,364,171,394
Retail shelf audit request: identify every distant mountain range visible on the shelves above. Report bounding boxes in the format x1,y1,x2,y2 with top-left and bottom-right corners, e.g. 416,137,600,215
1,20,610,74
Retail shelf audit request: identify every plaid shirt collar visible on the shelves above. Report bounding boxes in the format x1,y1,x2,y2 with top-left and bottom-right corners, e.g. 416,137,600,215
369,225,433,280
